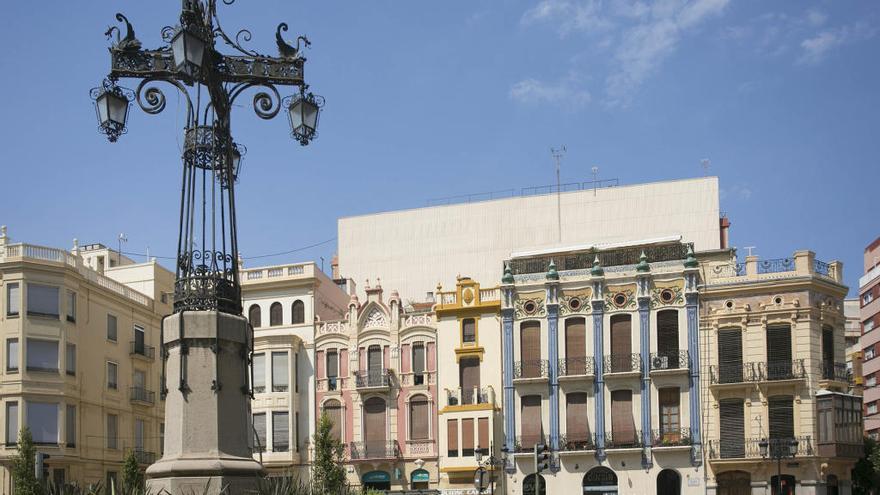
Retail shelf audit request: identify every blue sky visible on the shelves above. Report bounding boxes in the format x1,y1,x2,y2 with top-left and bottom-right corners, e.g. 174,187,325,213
0,0,877,294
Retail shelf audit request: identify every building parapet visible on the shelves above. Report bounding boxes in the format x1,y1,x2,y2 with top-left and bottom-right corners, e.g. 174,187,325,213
240,262,314,283
704,250,843,286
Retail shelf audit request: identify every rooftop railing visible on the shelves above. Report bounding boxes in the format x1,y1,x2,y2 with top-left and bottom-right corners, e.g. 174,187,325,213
706,251,842,285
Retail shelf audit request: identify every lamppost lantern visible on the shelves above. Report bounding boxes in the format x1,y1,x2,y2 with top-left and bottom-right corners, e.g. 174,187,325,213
286,91,324,145
788,438,799,456
171,24,207,78
230,142,246,184
759,437,769,458
90,78,133,142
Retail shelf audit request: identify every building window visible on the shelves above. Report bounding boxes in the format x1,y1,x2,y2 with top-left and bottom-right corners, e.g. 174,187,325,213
272,411,289,452
66,290,76,323
270,302,283,326
868,402,878,415
564,318,587,372
7,339,18,373
65,344,76,376
248,304,261,328
867,346,877,361
253,413,267,452
107,362,118,390
719,398,745,458
610,390,636,447
291,300,305,324
326,350,339,391
462,318,476,344
133,325,146,356
768,395,794,456
462,417,475,458
295,411,300,452
107,314,118,342
868,374,877,387
6,282,19,317
520,321,542,378
160,423,165,455
520,395,543,449
66,405,76,447
412,343,426,385
459,357,480,405
294,352,299,393
107,414,118,449
410,395,430,441
252,353,265,393
447,419,458,457
27,284,59,318
866,291,875,305
565,392,589,447
272,352,289,392
610,314,633,373
656,310,680,369
478,417,489,456
27,402,58,445
135,419,145,452
866,318,876,333
26,339,58,373
6,401,18,445
658,388,681,443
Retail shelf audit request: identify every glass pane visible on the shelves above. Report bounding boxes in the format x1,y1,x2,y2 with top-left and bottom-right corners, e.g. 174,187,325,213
172,33,186,68
272,352,289,389
253,354,265,389
7,283,19,315
107,314,117,341
27,284,59,317
26,339,58,371
27,402,58,444
6,402,18,444
97,94,110,124
273,411,289,451
66,344,76,374
7,339,19,371
66,405,76,445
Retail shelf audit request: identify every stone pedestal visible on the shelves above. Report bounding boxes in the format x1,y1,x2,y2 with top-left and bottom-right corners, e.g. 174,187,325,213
146,311,263,494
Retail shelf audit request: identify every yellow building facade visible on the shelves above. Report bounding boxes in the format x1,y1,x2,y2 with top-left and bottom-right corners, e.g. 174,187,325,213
0,230,171,490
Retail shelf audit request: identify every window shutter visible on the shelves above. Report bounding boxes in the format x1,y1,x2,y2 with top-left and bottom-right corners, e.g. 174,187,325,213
270,303,283,326
364,398,386,445
718,329,743,383
66,344,76,375
565,392,589,442
324,400,342,441
462,418,475,454
766,325,792,379
410,396,429,440
459,357,480,403
66,405,76,446
478,417,489,451
719,399,744,458
610,390,635,445
565,318,586,373
521,395,542,448
768,395,794,441
368,346,382,373
253,413,266,451
822,326,834,367
273,411,289,451
253,353,265,389
520,321,541,378
413,343,425,374
657,310,679,366
248,305,261,328
610,315,632,372
447,419,458,456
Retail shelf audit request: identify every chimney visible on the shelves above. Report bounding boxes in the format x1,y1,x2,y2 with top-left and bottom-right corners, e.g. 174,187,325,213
719,216,731,249
331,254,339,279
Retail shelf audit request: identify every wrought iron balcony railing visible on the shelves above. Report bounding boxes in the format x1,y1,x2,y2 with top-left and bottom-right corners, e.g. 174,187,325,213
131,449,157,465
760,359,806,381
650,351,689,371
604,430,643,449
130,386,156,405
513,435,547,453
651,427,692,447
707,436,814,460
349,441,399,460
514,359,549,379
821,362,849,382
603,353,641,374
129,341,155,360
355,369,392,388
558,356,595,377
757,258,795,274
559,433,595,451
709,362,761,384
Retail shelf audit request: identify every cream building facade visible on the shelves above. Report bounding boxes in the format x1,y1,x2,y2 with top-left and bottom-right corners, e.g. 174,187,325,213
698,249,860,495
500,239,705,495
240,261,350,479
0,229,171,490
433,277,504,493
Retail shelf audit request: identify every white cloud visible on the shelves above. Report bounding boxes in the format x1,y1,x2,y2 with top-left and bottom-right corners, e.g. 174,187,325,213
797,22,877,65
720,184,752,201
509,77,592,107
521,0,613,36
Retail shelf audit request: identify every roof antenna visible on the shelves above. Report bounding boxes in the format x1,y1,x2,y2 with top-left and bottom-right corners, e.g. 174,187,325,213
701,158,711,176
117,233,128,265
744,246,756,257
551,146,566,244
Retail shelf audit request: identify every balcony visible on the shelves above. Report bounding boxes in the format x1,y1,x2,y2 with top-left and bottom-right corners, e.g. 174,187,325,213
513,360,549,381
706,251,842,286
129,341,155,361
759,359,807,382
400,371,435,387
709,363,761,386
317,376,347,392
558,357,595,378
131,449,157,465
349,441,399,460
559,433,595,452
355,369,392,389
603,354,641,375
651,427,692,448
649,351,689,373
707,436,814,460
604,430,643,450
446,386,495,407
821,362,849,383
130,386,156,405
513,435,546,454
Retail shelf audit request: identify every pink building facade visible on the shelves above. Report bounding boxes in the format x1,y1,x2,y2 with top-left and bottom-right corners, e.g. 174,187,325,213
314,282,438,491
861,237,880,437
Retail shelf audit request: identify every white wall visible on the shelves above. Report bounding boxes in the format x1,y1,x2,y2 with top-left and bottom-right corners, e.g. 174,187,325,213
338,177,720,301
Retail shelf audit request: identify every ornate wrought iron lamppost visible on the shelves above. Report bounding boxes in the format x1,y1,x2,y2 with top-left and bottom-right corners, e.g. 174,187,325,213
759,437,799,495
91,2,322,492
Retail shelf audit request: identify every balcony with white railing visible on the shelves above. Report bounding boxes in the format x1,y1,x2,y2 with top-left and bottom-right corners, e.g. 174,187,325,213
705,251,843,286
240,263,313,284
862,264,880,290
1,243,153,307
445,386,496,408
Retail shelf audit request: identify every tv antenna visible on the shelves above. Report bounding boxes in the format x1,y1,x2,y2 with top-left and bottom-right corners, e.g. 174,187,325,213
701,158,711,176
551,146,566,244
591,166,599,196
744,246,756,257
117,233,128,265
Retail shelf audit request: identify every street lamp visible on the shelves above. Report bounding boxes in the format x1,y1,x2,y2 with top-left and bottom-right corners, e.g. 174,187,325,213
286,90,324,145
759,437,799,495
90,78,133,142
171,25,207,77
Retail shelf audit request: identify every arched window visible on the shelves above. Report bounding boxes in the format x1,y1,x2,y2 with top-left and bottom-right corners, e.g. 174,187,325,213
323,399,343,442
657,469,681,495
248,304,261,328
523,474,547,495
409,394,429,440
269,302,283,326
292,300,305,324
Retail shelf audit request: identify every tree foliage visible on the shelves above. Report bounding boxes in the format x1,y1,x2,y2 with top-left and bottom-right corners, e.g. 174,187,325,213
12,427,41,495
311,413,347,493
853,436,880,495
121,450,144,495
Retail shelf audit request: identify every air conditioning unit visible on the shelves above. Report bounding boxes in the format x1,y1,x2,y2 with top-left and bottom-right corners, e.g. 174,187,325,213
653,356,668,369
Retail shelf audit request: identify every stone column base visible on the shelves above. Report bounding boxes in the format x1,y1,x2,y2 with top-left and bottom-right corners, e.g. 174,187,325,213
146,455,263,494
